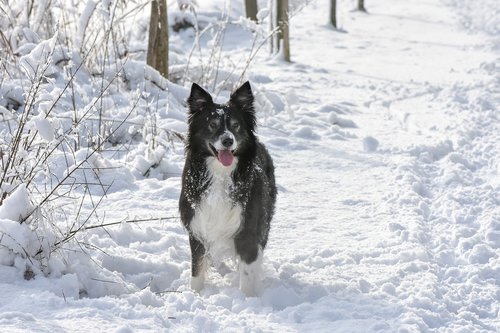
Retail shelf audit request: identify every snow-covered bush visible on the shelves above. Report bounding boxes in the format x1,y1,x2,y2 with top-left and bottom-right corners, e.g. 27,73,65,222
0,27,138,278
0,0,178,283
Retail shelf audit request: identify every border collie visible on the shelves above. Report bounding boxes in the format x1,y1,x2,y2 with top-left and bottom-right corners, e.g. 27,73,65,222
179,81,277,296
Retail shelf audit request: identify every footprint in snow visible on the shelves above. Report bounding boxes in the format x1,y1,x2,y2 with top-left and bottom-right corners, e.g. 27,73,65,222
317,102,354,115
328,112,358,128
363,136,379,152
292,126,321,140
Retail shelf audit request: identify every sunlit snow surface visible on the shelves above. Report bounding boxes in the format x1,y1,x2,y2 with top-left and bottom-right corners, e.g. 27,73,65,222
1,0,499,332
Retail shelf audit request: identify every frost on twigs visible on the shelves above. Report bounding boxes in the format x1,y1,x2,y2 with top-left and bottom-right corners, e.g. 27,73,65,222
0,20,141,287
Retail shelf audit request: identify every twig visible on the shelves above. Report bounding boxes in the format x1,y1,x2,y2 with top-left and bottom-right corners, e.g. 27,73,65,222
155,290,183,295
79,216,178,231
20,88,140,224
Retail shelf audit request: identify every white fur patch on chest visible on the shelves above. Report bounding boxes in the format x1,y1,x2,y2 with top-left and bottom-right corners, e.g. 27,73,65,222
191,156,241,261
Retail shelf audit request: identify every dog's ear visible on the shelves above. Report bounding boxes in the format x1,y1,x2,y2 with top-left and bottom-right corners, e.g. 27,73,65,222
230,81,256,133
230,81,254,109
187,83,213,113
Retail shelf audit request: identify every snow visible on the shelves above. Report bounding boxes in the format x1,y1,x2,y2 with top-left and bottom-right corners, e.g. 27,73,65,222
76,0,98,49
19,31,59,80
1,0,499,332
363,136,379,152
0,185,32,221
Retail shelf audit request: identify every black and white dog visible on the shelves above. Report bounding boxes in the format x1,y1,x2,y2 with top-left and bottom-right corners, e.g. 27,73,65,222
179,81,277,296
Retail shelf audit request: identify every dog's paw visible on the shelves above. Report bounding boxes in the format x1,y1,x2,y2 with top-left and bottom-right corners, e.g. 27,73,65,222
240,282,258,297
239,264,261,297
190,275,205,292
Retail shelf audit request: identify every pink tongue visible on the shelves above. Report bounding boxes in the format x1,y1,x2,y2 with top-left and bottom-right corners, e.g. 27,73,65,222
217,150,234,166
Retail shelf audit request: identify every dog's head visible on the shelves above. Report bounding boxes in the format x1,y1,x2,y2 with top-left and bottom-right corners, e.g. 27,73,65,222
186,81,257,167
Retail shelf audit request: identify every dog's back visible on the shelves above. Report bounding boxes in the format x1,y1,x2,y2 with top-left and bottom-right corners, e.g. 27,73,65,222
179,82,276,296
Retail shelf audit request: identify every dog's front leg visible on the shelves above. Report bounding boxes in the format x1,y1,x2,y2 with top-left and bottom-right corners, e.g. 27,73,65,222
235,234,263,297
189,235,207,292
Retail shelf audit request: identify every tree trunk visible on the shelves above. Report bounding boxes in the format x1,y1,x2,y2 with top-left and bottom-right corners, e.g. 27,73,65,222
269,0,275,54
330,0,337,28
147,0,169,78
358,0,366,12
245,0,258,21
276,0,290,62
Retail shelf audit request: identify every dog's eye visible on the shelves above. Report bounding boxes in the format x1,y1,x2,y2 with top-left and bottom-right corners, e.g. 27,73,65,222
209,121,218,131
231,121,240,130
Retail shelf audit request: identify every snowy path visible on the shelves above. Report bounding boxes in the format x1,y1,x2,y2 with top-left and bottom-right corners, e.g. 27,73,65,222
1,0,499,332
250,0,499,331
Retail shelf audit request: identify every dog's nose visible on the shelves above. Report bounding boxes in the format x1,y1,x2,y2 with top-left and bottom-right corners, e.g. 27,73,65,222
222,136,234,148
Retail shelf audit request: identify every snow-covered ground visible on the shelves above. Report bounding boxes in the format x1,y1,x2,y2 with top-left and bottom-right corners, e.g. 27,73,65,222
1,0,499,332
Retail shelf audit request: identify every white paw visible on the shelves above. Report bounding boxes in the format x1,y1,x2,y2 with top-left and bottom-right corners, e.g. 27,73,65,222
239,248,263,297
191,275,205,292
190,257,207,292
240,275,258,297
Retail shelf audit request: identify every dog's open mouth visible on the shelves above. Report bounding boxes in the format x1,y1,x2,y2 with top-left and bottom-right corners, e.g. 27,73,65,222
209,144,234,167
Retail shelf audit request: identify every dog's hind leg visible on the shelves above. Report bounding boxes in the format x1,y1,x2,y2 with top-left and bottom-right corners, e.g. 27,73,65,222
237,244,263,297
189,235,207,292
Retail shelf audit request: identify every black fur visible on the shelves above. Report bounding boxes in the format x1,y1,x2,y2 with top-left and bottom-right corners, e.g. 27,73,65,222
179,81,277,288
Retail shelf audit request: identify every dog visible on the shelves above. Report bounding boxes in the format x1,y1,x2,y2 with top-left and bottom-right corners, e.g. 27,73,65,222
179,81,277,296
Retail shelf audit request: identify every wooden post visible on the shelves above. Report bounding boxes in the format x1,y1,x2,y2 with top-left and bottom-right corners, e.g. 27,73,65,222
358,0,366,12
330,0,337,28
269,0,275,54
276,0,290,62
147,0,169,78
245,0,258,21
